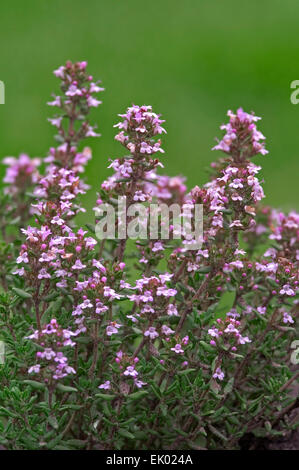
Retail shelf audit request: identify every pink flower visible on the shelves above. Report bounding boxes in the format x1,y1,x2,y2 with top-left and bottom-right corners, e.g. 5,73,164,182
161,325,175,336
134,379,147,388
54,352,68,364
96,302,108,314
237,335,251,345
106,322,122,336
47,95,61,107
280,284,295,296
103,286,123,300
133,190,147,202
152,241,164,252
51,216,65,226
72,260,86,270
213,367,225,381
283,312,294,324
171,344,184,354
257,306,266,315
13,267,25,276
40,348,56,360
208,327,219,338
156,286,177,297
230,260,244,269
66,84,82,97
92,259,106,272
229,178,243,189
229,220,243,228
182,335,189,345
144,327,159,340
124,366,138,377
99,380,111,390
87,96,102,107
53,66,65,78
38,268,51,280
197,249,209,258
167,304,179,316
48,117,62,128
28,364,41,374
16,252,29,264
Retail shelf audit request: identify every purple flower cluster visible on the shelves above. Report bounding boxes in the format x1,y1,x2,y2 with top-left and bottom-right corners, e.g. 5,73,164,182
99,106,167,203
3,154,41,195
114,104,166,155
50,61,103,148
208,316,251,350
26,319,76,380
212,107,268,158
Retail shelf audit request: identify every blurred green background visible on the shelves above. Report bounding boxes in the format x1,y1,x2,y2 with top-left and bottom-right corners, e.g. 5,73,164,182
0,0,298,224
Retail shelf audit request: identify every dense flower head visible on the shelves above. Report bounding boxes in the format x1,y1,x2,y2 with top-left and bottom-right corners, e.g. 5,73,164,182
269,210,299,256
45,145,92,174
32,165,89,221
52,60,104,112
100,105,166,200
15,223,99,300
212,107,268,159
127,274,177,321
3,154,41,195
95,105,180,250
183,161,265,250
208,315,251,350
26,319,76,381
49,60,103,169
111,350,147,389
144,173,187,205
114,104,166,156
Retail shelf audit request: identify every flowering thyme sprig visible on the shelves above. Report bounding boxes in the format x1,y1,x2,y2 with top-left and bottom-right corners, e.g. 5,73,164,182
49,61,104,163
14,62,104,382
212,107,268,160
26,318,76,381
1,154,41,235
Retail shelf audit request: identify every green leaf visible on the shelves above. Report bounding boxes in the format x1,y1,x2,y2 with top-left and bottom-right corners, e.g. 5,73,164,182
44,292,59,302
177,282,190,294
132,327,142,335
224,377,234,395
12,288,32,299
197,266,211,274
149,382,162,399
216,290,236,317
23,380,46,390
56,384,78,393
118,429,135,440
210,379,221,394
65,439,86,449
266,277,279,288
75,336,92,344
127,390,148,400
178,368,196,375
199,341,215,353
160,403,168,417
48,415,59,430
208,424,228,441
265,421,272,432
95,393,116,401
51,297,64,315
